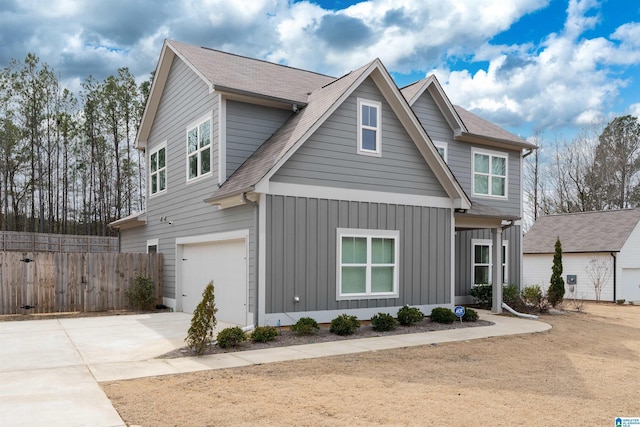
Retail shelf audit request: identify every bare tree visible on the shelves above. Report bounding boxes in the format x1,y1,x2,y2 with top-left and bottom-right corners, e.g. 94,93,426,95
585,258,612,303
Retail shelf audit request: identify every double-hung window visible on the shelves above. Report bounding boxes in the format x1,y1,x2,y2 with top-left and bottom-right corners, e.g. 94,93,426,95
473,149,507,197
337,228,399,299
149,144,166,196
186,117,212,181
357,98,381,156
472,239,508,285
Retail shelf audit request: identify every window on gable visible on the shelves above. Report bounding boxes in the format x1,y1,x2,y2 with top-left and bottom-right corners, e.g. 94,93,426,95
337,228,399,299
473,149,507,197
472,240,507,285
187,117,212,181
357,98,381,156
434,142,447,162
149,144,166,196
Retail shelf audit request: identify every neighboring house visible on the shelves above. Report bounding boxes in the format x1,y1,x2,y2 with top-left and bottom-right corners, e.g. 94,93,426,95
110,40,536,326
523,209,640,302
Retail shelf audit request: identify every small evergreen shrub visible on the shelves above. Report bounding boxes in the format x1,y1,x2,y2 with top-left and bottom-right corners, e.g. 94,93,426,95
430,307,457,324
125,273,155,310
329,314,360,336
503,284,522,308
216,326,247,349
470,284,492,308
290,317,320,336
185,282,218,356
548,237,565,307
250,326,278,343
521,285,548,312
370,312,397,332
462,307,479,322
397,305,424,326
616,299,625,305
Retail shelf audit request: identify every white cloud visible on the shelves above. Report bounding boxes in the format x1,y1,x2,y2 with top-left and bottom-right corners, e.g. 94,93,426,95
630,103,640,118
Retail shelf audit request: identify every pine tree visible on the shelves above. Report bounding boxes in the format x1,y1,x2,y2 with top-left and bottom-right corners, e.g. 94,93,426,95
548,237,565,307
185,282,218,356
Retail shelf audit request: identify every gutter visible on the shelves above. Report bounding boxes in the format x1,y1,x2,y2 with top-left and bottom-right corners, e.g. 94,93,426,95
242,192,260,326
611,252,617,301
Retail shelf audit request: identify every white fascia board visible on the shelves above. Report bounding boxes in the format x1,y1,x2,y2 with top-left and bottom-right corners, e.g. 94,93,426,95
266,182,455,209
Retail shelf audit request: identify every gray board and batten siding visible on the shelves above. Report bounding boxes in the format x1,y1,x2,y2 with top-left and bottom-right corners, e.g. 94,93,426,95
411,93,523,217
454,225,522,299
128,55,259,305
266,195,452,315
272,78,448,198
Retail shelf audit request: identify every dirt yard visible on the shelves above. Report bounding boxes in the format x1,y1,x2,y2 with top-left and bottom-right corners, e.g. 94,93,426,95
102,303,640,426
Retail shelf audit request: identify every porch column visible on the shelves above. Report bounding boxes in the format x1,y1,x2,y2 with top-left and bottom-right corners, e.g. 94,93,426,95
491,227,503,314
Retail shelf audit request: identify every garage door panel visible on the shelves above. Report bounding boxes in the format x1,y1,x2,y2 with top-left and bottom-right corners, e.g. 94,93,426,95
181,239,247,325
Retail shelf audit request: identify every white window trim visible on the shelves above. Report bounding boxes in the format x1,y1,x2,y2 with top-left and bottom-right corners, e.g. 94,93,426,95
149,142,167,197
147,238,159,254
336,228,399,300
434,141,448,162
472,147,508,199
356,98,382,157
186,113,213,183
471,239,508,285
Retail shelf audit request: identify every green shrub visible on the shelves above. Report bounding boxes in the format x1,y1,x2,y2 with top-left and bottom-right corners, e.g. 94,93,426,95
216,326,247,349
370,312,397,332
462,307,479,322
250,326,278,343
521,285,548,312
290,317,320,336
397,305,424,326
469,284,492,308
185,282,218,355
125,273,155,310
548,237,565,307
616,299,625,305
503,284,522,308
329,314,360,336
430,307,457,324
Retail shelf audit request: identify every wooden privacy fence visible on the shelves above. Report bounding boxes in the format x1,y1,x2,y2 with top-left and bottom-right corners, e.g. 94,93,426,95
0,252,163,314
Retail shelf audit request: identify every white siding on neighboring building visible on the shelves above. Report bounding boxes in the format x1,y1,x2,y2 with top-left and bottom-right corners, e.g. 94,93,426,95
618,222,640,302
523,252,615,302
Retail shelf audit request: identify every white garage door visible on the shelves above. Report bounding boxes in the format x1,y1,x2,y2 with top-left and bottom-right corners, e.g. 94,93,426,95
621,268,640,302
181,238,247,325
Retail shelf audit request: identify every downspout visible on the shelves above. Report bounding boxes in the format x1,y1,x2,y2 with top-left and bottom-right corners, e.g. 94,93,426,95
241,192,259,326
611,252,617,302
523,148,534,158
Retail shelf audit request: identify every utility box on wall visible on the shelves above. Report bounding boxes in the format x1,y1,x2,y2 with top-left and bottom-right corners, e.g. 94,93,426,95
567,275,577,285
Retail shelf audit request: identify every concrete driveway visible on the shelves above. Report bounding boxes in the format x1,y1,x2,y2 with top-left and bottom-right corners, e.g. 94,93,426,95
0,312,227,427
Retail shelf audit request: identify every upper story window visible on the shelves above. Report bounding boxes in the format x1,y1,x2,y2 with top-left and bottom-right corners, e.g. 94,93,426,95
357,98,381,157
337,228,399,300
473,148,507,198
149,144,166,196
186,116,212,181
434,142,447,162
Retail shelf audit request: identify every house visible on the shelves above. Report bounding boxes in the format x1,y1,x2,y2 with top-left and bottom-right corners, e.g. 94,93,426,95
523,209,640,302
110,40,536,326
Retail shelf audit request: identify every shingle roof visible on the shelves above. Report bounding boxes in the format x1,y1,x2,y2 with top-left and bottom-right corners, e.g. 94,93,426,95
454,105,532,147
168,40,335,104
523,209,640,253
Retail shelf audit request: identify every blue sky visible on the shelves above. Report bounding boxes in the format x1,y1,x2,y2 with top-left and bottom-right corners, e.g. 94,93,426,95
1,0,639,142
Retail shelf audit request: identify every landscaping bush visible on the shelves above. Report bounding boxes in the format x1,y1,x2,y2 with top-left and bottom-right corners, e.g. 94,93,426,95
470,284,492,308
216,326,247,349
185,281,218,355
329,314,360,336
250,326,278,343
125,273,155,310
616,299,625,305
548,237,565,307
290,317,320,336
503,284,522,308
397,305,424,326
370,312,397,332
521,285,548,312
430,307,456,324
462,307,479,322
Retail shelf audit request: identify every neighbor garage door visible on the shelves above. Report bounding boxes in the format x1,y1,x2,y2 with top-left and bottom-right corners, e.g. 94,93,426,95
180,238,247,325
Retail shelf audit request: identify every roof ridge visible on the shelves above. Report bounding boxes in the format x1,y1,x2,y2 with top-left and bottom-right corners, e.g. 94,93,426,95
540,208,640,218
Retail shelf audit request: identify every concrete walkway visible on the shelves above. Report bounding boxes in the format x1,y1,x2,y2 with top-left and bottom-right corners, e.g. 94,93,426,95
0,311,551,427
